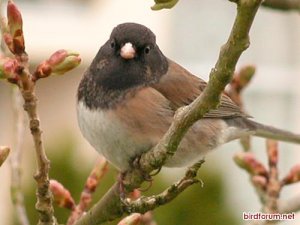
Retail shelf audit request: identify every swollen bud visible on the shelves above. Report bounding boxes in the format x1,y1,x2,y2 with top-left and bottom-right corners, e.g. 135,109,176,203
237,65,256,88
49,50,81,75
7,0,25,54
34,50,81,79
117,213,142,225
0,146,10,167
282,164,300,185
266,140,278,166
234,152,268,177
0,56,19,82
50,180,75,210
252,175,267,191
85,157,108,192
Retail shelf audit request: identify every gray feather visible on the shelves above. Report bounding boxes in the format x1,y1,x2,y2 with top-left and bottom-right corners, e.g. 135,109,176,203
247,119,300,144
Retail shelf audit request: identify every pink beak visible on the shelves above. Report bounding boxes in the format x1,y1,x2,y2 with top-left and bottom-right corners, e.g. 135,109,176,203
120,42,136,60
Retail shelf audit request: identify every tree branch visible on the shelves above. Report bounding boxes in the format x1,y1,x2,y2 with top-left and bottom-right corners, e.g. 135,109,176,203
118,190,157,225
225,64,256,151
123,161,204,214
117,162,203,225
74,0,263,224
262,0,300,12
67,157,109,225
19,55,57,225
263,140,280,216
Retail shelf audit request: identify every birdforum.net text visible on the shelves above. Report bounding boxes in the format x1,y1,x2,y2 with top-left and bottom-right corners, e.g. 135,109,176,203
243,212,295,221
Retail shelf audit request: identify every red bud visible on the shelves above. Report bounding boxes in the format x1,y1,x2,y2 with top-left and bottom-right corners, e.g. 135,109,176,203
34,50,81,79
0,56,19,82
252,175,267,190
282,164,300,185
50,180,75,210
234,152,268,177
266,140,278,166
7,0,25,54
85,157,108,192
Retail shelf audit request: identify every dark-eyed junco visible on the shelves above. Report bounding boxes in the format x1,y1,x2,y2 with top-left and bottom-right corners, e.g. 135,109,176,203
77,23,300,171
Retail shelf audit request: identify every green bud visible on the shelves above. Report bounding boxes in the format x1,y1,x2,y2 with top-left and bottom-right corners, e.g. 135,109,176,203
34,49,81,79
0,146,10,167
151,0,179,10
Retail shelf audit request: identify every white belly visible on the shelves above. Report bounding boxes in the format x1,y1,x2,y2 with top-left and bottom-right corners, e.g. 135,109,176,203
77,102,251,171
76,101,144,171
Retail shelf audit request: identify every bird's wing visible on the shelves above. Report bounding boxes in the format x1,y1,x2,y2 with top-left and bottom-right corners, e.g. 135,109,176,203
151,59,249,119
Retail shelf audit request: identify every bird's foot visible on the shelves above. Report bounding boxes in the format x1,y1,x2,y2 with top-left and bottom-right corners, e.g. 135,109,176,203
132,156,163,192
118,172,127,201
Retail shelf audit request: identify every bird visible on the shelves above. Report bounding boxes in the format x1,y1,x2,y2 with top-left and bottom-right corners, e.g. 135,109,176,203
77,22,300,172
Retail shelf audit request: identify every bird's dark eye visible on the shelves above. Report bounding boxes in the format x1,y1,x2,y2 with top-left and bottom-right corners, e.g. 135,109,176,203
144,46,151,54
110,41,115,48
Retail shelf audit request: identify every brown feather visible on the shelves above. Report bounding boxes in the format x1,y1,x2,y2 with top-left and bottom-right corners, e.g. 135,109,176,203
152,59,249,118
114,87,174,144
112,86,231,167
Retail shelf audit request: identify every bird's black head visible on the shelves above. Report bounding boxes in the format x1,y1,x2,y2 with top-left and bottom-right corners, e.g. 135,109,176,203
78,23,169,109
91,23,168,90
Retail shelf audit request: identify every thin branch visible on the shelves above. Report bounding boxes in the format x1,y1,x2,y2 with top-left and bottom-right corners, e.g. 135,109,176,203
125,190,157,225
74,1,263,224
67,158,109,225
262,0,300,12
20,56,57,225
225,65,255,109
74,161,204,225
225,65,256,151
263,140,280,215
123,161,204,214
261,140,281,225
10,88,30,225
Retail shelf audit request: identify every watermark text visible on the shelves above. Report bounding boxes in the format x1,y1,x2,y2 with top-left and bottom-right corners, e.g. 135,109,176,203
243,212,295,221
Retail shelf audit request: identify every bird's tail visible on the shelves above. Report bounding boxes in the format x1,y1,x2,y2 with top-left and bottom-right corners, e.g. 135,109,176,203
246,120,300,144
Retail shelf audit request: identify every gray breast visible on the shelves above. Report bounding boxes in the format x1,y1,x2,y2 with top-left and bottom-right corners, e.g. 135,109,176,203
76,101,146,171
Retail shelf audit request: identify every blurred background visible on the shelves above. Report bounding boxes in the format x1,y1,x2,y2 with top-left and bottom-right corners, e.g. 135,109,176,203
0,0,300,224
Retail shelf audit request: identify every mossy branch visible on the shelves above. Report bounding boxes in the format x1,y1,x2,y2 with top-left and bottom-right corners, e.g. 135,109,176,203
262,0,300,12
